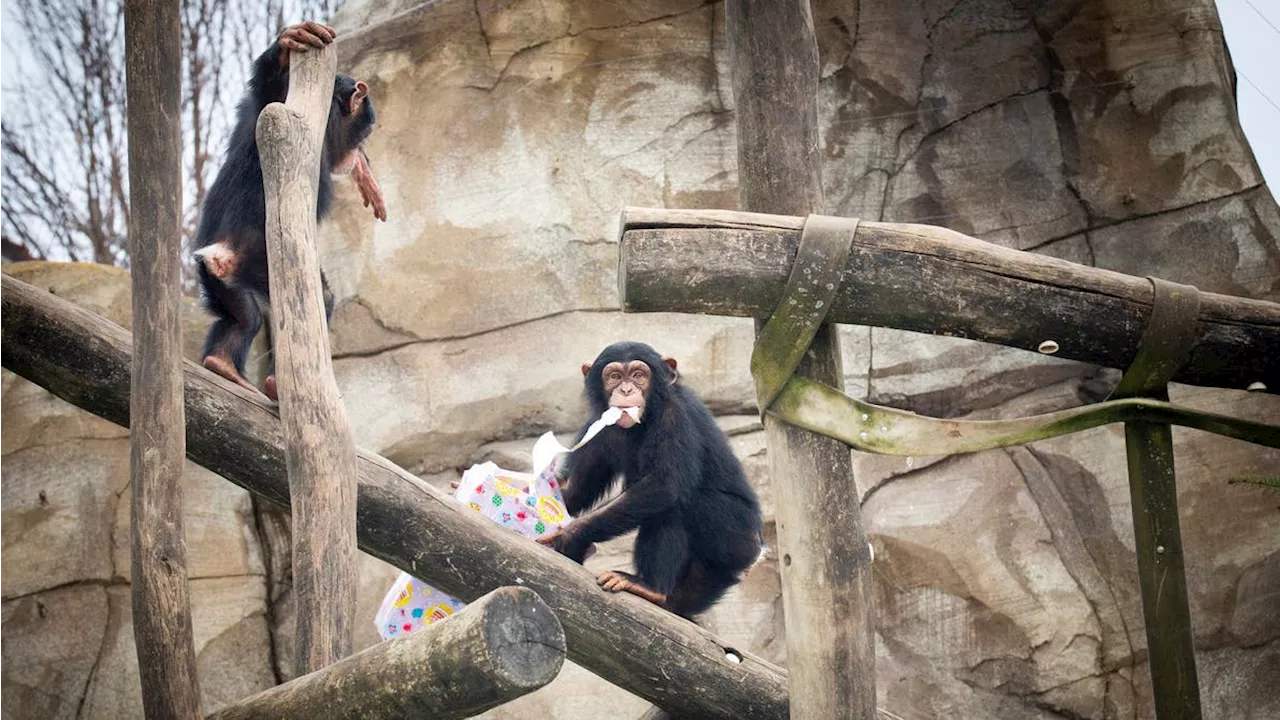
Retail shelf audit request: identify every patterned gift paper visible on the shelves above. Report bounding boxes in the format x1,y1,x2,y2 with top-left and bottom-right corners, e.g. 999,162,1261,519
375,407,630,641
374,460,573,640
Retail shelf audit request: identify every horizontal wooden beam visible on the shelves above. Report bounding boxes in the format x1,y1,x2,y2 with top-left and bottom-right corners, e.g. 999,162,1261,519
618,207,1280,393
0,273,788,720
209,586,564,720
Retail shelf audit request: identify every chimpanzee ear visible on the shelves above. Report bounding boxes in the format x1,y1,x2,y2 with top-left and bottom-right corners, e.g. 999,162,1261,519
350,81,368,112
581,363,592,377
662,356,679,384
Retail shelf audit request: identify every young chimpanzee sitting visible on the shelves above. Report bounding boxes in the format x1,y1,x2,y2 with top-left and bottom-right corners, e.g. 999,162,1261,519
193,21,387,400
538,341,763,619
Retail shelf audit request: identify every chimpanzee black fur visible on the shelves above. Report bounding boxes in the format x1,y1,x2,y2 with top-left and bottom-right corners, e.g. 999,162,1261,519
549,341,764,619
195,26,377,391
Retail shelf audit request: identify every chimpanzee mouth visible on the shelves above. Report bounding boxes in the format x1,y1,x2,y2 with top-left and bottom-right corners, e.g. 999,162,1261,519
612,406,643,428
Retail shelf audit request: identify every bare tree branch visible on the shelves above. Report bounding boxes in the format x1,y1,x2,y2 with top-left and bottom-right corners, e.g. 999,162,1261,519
2,0,342,276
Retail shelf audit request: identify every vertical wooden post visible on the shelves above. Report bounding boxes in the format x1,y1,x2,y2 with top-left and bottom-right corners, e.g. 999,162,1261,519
123,0,203,717
256,44,359,671
726,2,876,718
1125,422,1202,719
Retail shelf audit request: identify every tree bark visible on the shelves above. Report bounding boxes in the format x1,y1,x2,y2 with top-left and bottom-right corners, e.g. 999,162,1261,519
0,273,790,720
618,208,1280,392
726,2,876,718
122,1,202,717
255,42,358,672
209,587,564,720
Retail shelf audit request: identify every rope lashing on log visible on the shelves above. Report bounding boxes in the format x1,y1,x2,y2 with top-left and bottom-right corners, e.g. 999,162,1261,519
1108,277,1201,402
748,214,1280,455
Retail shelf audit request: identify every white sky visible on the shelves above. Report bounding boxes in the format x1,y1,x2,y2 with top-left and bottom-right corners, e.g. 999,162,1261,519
0,1,1278,204
1219,0,1280,189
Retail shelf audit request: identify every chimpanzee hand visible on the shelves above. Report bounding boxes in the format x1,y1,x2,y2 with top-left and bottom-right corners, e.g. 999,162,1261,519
536,526,592,563
351,151,387,222
277,22,336,66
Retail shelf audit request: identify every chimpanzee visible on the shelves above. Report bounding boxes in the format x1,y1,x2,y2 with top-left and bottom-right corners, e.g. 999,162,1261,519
193,21,386,400
537,341,763,619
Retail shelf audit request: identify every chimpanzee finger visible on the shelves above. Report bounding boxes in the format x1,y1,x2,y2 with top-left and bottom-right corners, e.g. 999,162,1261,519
279,37,307,53
303,21,334,42
299,28,327,48
284,27,326,48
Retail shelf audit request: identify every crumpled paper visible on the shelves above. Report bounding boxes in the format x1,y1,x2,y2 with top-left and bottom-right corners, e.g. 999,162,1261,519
375,406,638,640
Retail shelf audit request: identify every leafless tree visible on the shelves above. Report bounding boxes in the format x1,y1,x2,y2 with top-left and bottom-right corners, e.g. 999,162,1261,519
1,0,335,274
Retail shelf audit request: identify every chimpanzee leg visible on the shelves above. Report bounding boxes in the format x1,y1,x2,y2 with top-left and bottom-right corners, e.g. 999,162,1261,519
200,270,264,394
634,515,689,597
664,562,740,620
263,269,336,401
598,515,690,609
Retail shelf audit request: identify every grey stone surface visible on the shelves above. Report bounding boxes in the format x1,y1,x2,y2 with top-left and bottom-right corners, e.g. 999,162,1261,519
3,0,1279,717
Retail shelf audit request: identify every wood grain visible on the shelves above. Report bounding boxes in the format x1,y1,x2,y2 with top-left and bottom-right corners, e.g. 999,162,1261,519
619,208,1280,392
255,42,359,672
726,2,877,718
122,0,202,716
209,587,564,720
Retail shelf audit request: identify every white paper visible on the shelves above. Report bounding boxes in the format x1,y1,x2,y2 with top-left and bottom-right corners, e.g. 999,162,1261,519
531,406,639,475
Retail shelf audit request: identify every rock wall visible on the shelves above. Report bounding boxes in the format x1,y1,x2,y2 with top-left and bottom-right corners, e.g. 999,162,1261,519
3,0,1279,718
1,263,278,718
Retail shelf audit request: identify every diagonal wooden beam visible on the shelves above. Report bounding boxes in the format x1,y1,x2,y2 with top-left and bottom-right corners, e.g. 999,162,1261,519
0,273,789,720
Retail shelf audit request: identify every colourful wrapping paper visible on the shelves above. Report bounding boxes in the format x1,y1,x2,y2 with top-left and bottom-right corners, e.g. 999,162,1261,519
374,461,570,639
375,407,638,640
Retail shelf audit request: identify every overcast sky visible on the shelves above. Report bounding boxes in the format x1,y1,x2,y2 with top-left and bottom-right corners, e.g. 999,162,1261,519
1220,0,1280,188
1,1,1278,197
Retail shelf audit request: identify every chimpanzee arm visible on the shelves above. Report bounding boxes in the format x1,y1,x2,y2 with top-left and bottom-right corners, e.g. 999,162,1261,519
247,42,290,110
561,444,618,516
564,474,681,556
246,22,335,112
568,402,703,545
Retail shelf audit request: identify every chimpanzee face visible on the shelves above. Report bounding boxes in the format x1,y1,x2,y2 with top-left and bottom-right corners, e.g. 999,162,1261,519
582,342,678,429
602,360,651,428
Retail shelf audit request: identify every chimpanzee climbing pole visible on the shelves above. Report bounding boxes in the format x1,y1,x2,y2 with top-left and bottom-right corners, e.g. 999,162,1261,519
256,41,359,671
726,2,877,718
123,0,203,717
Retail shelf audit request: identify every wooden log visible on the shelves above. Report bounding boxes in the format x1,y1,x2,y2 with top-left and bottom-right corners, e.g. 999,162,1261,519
0,274,790,720
255,42,359,671
209,586,564,720
122,1,202,717
618,207,1280,393
726,3,877,719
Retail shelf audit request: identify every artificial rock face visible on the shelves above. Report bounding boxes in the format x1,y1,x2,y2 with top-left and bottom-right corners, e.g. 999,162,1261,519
1,263,277,718
3,0,1279,718
323,0,1279,716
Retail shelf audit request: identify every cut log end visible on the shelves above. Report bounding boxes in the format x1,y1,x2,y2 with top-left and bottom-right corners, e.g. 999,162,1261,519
254,103,303,149
480,586,568,690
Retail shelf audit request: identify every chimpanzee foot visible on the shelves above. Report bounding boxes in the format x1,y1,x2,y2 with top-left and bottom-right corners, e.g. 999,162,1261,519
203,355,265,396
264,375,278,402
597,571,667,606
